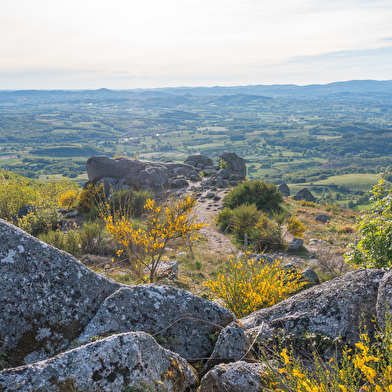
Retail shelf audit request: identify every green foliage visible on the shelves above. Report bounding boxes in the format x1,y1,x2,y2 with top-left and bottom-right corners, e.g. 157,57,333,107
130,190,154,218
78,183,105,214
38,228,81,256
286,216,306,238
231,203,260,240
18,207,63,236
223,180,283,214
219,158,228,170
345,179,392,269
215,207,234,232
79,221,104,254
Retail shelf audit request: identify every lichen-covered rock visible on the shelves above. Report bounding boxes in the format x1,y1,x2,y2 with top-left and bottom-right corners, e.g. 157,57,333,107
137,166,171,187
202,322,251,374
184,154,213,169
277,183,290,197
0,220,120,367
241,269,385,345
76,284,236,362
287,238,303,251
377,268,392,330
0,332,198,392
219,152,246,178
199,361,267,392
293,188,316,202
301,268,320,286
315,214,331,223
143,259,179,280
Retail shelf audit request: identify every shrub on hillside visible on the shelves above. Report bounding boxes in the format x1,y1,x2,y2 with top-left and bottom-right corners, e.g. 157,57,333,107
223,180,283,214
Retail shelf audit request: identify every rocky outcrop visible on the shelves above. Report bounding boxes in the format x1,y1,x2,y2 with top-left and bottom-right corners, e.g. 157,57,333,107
292,187,316,202
219,152,246,178
184,154,213,169
241,269,385,345
0,332,198,392
287,238,304,251
75,285,236,362
199,361,267,392
0,220,120,368
315,214,331,222
277,183,290,197
377,268,392,330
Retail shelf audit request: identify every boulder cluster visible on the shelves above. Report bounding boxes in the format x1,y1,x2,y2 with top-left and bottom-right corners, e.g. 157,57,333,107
2,219,392,391
85,152,246,195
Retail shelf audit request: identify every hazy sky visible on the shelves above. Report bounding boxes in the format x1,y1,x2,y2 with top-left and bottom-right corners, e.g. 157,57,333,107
1,0,392,89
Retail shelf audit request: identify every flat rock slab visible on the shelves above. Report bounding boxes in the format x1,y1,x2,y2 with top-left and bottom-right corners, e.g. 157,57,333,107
76,284,236,362
0,220,120,367
0,332,198,392
241,269,385,345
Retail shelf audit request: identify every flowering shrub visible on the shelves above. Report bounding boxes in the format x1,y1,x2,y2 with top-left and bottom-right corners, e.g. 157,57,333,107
77,183,105,214
287,216,306,238
266,317,392,392
204,255,306,318
104,194,205,282
59,190,80,210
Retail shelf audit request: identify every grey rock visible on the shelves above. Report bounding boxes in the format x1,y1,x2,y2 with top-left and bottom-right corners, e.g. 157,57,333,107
377,268,392,330
219,152,247,178
277,183,290,197
287,238,304,251
143,259,179,280
301,268,320,286
164,162,198,177
184,154,213,169
137,166,171,187
241,269,385,346
216,169,230,179
0,332,197,392
203,322,250,374
170,178,189,188
189,174,201,181
199,361,266,392
0,220,120,367
293,188,316,203
315,214,331,222
75,284,236,362
216,176,225,188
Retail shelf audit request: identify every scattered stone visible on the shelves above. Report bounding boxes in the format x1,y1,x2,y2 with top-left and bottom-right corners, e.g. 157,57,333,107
292,188,316,203
219,152,247,178
75,284,236,362
184,154,213,169
143,259,179,280
287,238,304,251
215,169,230,179
216,176,225,188
315,214,331,223
177,252,187,257
308,239,327,246
301,268,320,286
170,178,189,188
189,174,200,181
213,195,221,201
199,361,267,392
206,192,216,198
0,220,120,367
202,322,251,374
0,332,198,392
277,183,290,197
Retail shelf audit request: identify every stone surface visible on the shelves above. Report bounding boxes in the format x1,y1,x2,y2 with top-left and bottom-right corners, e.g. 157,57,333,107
315,214,331,223
287,238,304,251
216,176,225,188
75,284,236,362
215,169,230,179
219,152,247,178
377,268,392,330
0,220,120,367
199,361,266,392
203,322,250,374
241,269,385,345
170,178,189,188
184,154,213,168
143,259,179,280
292,188,316,202
301,267,320,286
0,332,197,392
277,183,290,197
137,166,171,187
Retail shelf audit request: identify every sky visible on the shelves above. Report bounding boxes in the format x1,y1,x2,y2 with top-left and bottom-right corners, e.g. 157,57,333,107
1,0,392,90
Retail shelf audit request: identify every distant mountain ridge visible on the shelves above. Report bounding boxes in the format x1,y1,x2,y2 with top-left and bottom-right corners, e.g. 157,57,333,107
1,80,392,101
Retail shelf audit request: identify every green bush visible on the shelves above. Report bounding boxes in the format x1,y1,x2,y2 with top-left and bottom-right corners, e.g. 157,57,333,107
130,190,154,217
39,229,80,256
215,207,234,232
109,189,133,218
18,207,63,236
79,221,104,254
231,203,260,240
223,180,283,214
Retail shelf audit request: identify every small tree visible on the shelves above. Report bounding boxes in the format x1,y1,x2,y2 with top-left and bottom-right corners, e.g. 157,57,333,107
104,194,205,282
345,179,392,269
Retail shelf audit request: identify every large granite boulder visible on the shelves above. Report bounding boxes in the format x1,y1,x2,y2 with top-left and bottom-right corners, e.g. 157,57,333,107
184,154,213,169
315,214,331,223
241,269,385,345
75,285,236,362
277,183,290,197
377,268,392,330
137,165,171,187
219,152,246,178
199,361,267,392
0,220,120,367
0,332,198,392
293,188,316,202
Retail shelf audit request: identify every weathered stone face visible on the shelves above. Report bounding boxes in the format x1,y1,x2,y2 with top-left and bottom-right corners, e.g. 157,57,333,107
0,220,120,367
219,152,246,178
184,154,213,169
75,284,236,362
0,332,198,392
377,268,392,330
292,187,316,202
277,183,290,197
241,269,385,345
